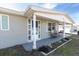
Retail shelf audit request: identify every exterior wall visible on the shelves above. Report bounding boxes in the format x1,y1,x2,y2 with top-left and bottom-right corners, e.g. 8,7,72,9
77,25,79,31
40,19,72,40
0,13,27,49
58,24,63,32
40,19,58,39
40,19,49,39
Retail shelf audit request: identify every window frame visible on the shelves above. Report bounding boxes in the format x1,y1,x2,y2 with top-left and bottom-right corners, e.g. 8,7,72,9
1,14,9,31
48,22,55,32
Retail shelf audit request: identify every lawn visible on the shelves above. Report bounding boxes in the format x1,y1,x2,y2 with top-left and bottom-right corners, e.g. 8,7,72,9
0,45,28,56
0,45,42,56
48,35,79,56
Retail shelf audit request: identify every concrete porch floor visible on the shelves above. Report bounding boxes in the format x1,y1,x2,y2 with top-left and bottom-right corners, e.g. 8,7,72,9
22,34,71,51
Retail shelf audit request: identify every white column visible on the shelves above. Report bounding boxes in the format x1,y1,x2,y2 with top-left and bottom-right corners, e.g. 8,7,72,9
33,14,37,49
63,21,66,38
55,23,58,33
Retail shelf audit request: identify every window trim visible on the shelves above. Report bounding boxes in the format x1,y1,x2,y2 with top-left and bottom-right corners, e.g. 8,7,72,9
1,14,9,31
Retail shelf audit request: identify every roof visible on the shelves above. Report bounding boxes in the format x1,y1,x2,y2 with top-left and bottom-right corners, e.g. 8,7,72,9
24,5,67,16
0,7,24,16
0,5,74,24
24,6,74,24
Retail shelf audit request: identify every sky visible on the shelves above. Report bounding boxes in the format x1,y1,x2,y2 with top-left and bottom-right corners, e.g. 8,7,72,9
0,3,79,24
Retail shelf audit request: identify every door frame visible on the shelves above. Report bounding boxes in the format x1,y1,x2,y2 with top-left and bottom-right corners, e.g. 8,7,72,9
27,18,41,42
35,20,41,40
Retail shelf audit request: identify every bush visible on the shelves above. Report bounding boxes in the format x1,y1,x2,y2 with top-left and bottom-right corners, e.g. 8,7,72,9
38,46,52,53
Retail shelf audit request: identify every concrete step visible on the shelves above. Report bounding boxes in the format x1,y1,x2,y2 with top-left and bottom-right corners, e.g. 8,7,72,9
22,42,33,51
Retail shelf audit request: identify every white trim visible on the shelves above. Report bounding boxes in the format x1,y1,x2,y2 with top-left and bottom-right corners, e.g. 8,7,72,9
35,20,41,40
27,18,41,42
27,18,33,42
39,20,41,40
0,14,9,31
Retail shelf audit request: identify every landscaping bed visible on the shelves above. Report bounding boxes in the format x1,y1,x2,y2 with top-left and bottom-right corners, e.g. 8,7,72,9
48,35,79,56
37,38,70,55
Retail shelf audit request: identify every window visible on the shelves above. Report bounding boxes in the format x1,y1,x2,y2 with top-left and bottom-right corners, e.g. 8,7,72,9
36,21,38,28
48,23,55,31
28,19,31,24
1,15,9,31
52,23,55,30
28,36,31,40
48,23,51,31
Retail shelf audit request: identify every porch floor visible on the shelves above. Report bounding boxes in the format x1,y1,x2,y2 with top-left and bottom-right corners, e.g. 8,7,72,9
22,34,71,51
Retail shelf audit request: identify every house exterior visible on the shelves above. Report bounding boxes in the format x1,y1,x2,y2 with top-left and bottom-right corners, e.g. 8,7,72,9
0,6,74,50
77,25,79,31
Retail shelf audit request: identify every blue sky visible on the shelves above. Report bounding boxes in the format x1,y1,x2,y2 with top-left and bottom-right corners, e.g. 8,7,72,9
0,3,79,24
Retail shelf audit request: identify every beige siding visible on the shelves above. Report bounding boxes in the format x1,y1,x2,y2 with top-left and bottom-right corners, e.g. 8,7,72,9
40,20,49,39
40,19,72,39
40,19,57,39
0,13,27,49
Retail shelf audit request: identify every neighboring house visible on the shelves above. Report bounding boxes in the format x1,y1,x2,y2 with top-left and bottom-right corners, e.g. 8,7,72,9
70,24,78,34
77,25,79,31
75,23,79,31
0,6,74,51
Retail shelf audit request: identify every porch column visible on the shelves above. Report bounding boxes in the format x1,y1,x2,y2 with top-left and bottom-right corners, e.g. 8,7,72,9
33,14,37,49
55,23,59,33
63,20,66,38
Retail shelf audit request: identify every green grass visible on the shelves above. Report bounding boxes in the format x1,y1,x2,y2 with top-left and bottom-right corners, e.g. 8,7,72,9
49,35,79,56
0,45,42,56
0,45,31,56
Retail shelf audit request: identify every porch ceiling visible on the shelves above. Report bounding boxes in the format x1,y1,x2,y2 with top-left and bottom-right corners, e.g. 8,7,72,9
36,14,68,24
36,15,60,23
35,12,73,24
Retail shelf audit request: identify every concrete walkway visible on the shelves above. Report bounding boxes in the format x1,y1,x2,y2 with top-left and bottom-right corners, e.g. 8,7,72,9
22,34,71,51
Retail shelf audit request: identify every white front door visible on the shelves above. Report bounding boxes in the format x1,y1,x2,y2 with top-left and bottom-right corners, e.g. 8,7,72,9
27,19,41,42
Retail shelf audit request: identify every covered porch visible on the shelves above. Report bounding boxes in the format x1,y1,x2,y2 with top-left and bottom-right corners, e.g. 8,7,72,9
24,13,71,51
23,7,73,51
23,33,71,51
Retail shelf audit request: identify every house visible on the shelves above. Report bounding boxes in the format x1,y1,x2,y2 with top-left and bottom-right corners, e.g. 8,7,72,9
77,25,79,31
70,24,78,34
0,6,74,51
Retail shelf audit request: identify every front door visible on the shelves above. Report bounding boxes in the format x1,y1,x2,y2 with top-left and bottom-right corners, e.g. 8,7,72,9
27,19,41,42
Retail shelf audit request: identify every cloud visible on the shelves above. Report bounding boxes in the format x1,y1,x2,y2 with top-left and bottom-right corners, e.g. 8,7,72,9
42,3,58,9
0,3,58,11
0,3,21,11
